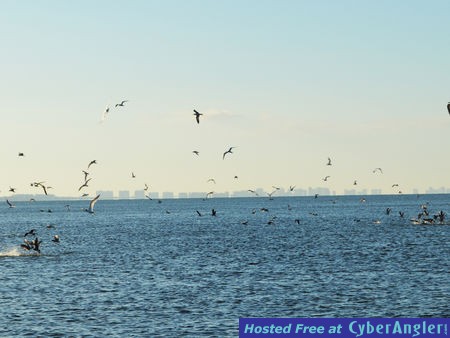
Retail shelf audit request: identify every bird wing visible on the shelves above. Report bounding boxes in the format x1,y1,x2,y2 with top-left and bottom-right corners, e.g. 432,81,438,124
6,199,13,207
88,194,100,213
447,103,450,115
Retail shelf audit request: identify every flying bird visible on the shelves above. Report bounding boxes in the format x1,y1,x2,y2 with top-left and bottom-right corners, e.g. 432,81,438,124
322,176,331,181
207,178,216,184
87,160,97,169
289,185,296,192
101,106,110,122
353,180,358,185
192,151,200,156
6,200,15,208
18,152,24,157
9,187,16,193
86,194,100,213
222,147,235,160
193,109,202,124
326,157,332,166
131,172,136,178
447,102,450,115
78,178,91,191
373,167,383,174
115,100,128,107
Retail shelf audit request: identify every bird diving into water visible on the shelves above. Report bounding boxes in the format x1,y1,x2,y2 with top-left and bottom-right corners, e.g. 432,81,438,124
193,109,202,124
86,194,100,213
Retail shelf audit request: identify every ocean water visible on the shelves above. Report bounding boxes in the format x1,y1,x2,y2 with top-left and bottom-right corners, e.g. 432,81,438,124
1,194,449,337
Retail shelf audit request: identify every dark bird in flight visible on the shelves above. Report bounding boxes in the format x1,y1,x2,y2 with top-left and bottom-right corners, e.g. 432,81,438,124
87,160,97,169
18,152,24,157
447,102,450,115
289,185,296,192
193,109,202,124
222,147,235,160
207,178,216,184
373,167,383,174
205,191,214,199
24,229,36,237
82,170,89,182
392,183,399,188
78,178,92,191
192,151,200,156
144,183,149,191
353,180,358,185
9,187,16,193
322,176,331,181
6,199,15,208
326,157,332,166
131,172,136,178
115,100,128,107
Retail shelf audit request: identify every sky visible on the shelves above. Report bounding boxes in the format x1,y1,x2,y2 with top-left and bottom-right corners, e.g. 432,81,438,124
1,0,449,198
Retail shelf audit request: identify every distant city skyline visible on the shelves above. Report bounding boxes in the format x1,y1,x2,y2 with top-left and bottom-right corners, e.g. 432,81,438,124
1,1,449,197
2,186,450,201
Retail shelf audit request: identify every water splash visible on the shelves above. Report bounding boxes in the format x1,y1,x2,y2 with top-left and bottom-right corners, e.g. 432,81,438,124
0,247,23,257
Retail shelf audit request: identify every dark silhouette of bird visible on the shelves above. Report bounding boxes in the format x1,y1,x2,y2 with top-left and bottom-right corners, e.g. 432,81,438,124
131,172,136,178
322,176,330,181
207,178,216,184
18,152,24,157
87,160,97,169
115,100,128,107
211,209,217,216
289,185,295,192
9,187,16,193
353,180,358,185
82,170,89,181
326,157,332,166
193,109,202,124
78,178,91,191
196,210,202,217
373,167,383,174
447,102,450,115
52,235,60,243
6,199,15,208
222,147,235,160
192,151,200,156
24,229,36,237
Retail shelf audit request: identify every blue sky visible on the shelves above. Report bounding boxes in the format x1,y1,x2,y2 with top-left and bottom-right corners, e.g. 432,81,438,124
1,1,449,197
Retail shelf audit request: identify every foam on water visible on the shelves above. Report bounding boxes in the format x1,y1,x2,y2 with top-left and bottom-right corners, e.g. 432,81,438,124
0,246,23,257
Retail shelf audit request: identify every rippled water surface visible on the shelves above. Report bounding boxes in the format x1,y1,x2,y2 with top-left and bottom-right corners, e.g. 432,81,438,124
1,195,449,337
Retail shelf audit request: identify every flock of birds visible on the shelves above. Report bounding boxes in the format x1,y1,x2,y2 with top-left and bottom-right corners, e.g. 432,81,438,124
3,103,450,255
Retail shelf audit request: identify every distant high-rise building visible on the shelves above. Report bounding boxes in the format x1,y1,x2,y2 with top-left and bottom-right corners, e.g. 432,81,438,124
118,190,130,199
178,192,188,199
96,190,114,199
134,190,145,199
162,192,174,199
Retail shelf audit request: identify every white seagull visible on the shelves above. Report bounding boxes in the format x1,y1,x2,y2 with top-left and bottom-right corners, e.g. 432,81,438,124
86,194,100,213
